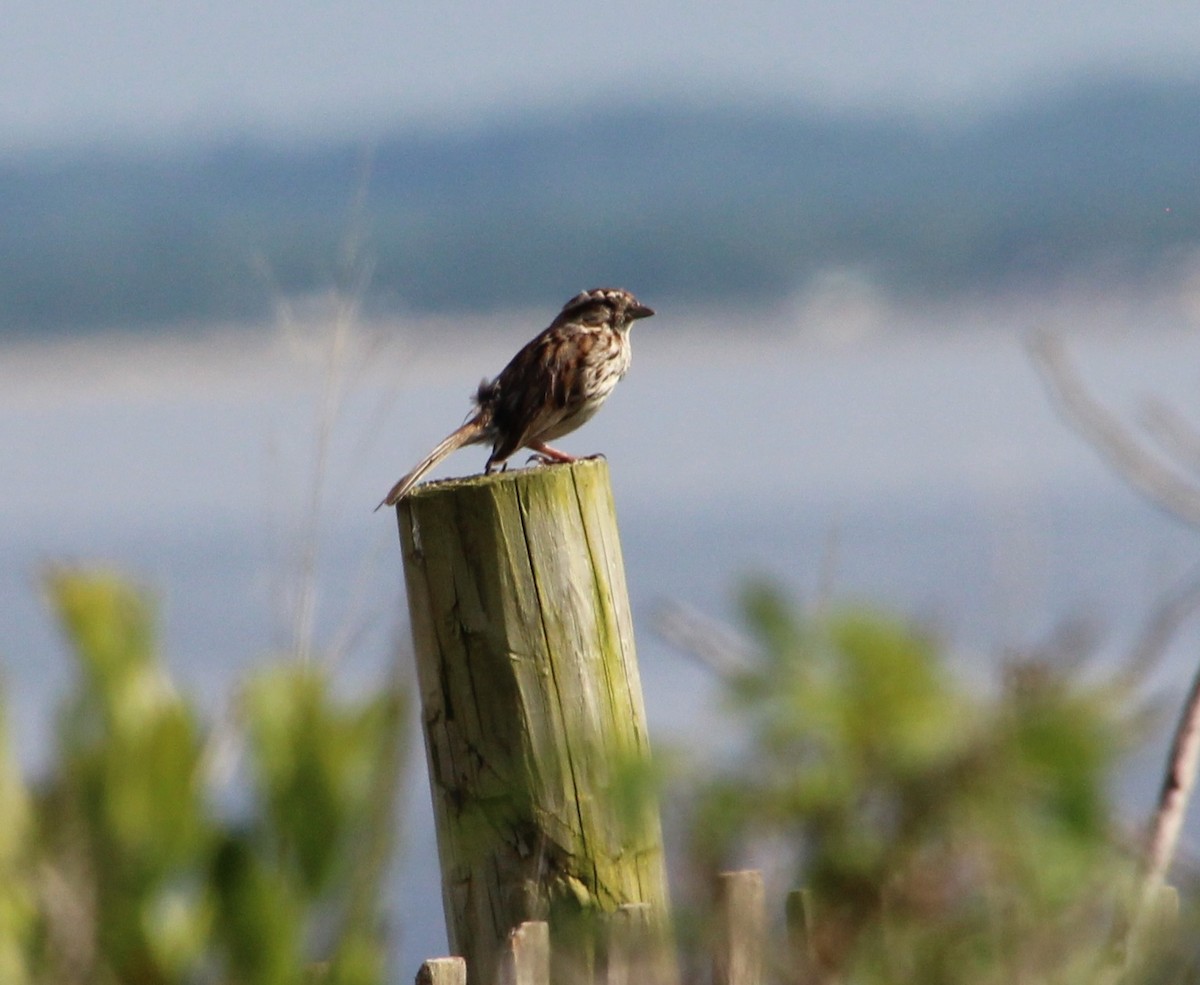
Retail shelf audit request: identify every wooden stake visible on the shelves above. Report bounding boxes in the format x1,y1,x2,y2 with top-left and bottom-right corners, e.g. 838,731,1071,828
415,957,467,985
714,870,765,985
397,459,673,985
497,922,550,985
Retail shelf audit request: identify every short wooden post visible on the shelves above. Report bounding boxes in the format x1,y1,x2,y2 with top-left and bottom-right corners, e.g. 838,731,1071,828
606,901,677,985
606,903,651,985
415,957,467,985
396,459,674,985
785,889,817,985
496,922,550,985
714,870,765,985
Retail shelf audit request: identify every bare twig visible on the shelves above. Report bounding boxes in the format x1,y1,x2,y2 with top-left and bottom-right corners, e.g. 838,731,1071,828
655,601,753,679
1030,329,1200,955
1128,574,1200,929
1028,331,1200,529
1134,660,1200,935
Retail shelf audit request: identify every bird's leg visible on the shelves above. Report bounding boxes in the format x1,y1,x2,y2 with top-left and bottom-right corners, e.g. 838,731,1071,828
526,441,577,466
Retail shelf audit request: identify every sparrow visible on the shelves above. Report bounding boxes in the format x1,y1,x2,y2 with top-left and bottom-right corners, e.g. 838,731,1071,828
377,287,653,509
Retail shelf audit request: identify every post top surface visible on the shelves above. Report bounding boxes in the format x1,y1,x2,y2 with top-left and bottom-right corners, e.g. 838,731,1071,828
396,457,611,504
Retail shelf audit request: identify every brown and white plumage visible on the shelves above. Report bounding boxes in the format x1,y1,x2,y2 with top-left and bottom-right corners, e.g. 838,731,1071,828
377,287,653,509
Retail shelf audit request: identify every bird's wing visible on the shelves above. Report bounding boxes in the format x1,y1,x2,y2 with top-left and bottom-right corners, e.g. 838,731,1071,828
487,327,581,462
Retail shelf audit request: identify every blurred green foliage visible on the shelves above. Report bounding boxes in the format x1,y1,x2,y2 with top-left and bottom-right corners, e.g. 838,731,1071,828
684,581,1193,984
2,569,406,985
5,567,1196,982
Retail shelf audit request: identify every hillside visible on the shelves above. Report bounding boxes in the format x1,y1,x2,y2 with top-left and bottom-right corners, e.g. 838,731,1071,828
2,75,1197,335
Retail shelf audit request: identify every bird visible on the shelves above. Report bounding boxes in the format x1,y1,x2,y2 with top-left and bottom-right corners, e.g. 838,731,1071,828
376,287,654,509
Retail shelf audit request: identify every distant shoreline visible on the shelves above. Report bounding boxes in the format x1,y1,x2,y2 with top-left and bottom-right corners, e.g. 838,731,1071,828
4,77,1199,335
4,275,1198,411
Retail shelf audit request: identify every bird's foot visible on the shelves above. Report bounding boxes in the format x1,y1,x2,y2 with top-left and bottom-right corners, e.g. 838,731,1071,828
526,441,577,466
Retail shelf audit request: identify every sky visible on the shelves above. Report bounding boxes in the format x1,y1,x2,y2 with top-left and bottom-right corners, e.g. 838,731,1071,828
5,1,1200,152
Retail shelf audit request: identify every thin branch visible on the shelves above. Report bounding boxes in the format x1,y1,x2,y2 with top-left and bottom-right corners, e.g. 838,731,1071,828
1031,330,1200,952
1136,659,1200,925
1028,331,1200,529
654,601,753,679
1129,573,1200,919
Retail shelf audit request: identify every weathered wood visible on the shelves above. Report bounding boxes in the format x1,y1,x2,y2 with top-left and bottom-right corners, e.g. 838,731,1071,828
496,921,549,985
606,902,650,985
397,459,673,985
415,957,467,985
714,870,765,985
605,901,677,985
785,889,817,985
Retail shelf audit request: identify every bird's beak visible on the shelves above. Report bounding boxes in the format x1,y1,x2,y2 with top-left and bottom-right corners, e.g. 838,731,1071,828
630,303,655,320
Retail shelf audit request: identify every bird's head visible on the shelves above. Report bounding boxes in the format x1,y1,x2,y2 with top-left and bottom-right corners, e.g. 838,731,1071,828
555,288,654,330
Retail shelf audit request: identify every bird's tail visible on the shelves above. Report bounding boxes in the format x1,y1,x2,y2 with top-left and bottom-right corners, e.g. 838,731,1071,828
375,416,488,510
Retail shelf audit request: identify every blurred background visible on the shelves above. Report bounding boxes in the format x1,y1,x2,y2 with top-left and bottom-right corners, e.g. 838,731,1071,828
4,0,1200,974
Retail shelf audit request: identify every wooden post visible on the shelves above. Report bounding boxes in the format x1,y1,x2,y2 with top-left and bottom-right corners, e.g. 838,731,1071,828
396,459,673,985
497,922,550,985
785,889,817,985
714,870,765,985
415,957,467,985
606,901,676,985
